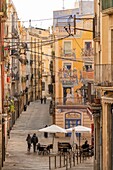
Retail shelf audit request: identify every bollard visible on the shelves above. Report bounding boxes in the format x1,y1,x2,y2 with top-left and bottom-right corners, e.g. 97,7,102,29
60,154,61,167
69,154,72,168
64,154,65,166
66,154,68,170
55,156,56,168
73,152,75,166
49,156,51,170
77,151,79,164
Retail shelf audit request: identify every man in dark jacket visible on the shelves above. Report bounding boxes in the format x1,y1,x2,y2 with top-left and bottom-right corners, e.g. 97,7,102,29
31,133,38,152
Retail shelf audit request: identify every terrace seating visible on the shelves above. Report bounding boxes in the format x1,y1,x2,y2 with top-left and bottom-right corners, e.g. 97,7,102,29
58,142,72,154
37,143,53,155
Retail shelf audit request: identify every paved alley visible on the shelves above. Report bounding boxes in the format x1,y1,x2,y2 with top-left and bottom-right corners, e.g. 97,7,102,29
2,100,94,170
2,100,53,170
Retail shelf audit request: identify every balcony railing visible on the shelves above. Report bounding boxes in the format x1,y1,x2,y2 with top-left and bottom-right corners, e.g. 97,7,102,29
55,97,86,106
93,16,100,41
102,0,113,14
58,69,79,87
81,48,94,57
102,0,113,10
60,49,76,58
95,64,113,86
81,48,94,62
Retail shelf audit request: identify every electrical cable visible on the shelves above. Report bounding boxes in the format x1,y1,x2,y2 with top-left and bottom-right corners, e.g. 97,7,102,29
27,49,93,64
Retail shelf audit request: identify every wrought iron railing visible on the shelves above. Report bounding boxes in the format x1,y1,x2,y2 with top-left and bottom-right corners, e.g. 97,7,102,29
55,97,86,106
81,48,94,57
102,0,113,10
60,49,76,57
95,64,113,86
93,16,100,40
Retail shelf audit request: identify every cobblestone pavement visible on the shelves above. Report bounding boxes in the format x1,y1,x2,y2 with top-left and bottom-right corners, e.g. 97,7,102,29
2,100,94,170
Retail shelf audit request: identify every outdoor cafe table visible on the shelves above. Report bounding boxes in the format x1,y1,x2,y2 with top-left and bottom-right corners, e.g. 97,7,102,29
38,144,48,155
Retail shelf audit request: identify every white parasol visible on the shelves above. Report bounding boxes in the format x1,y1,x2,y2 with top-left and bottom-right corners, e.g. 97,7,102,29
38,124,67,147
66,125,91,147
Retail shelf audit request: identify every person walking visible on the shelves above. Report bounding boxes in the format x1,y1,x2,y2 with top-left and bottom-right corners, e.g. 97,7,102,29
26,134,32,152
31,133,38,152
44,125,48,138
40,97,43,104
44,96,46,104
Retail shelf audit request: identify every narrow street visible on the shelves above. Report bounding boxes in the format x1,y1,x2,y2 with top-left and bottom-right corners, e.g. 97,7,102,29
2,100,53,170
2,100,94,170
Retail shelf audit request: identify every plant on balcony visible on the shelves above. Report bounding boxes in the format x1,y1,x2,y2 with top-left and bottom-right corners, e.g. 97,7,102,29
8,99,15,113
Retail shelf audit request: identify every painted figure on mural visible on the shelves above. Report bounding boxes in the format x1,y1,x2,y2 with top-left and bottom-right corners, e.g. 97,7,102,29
66,88,74,105
77,90,82,104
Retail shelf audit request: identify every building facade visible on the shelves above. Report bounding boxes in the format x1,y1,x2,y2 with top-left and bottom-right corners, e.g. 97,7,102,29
27,27,52,101
93,0,113,170
53,1,94,143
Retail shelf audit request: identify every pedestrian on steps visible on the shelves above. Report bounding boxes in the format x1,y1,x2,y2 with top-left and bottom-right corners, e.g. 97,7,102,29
26,134,32,152
31,133,38,152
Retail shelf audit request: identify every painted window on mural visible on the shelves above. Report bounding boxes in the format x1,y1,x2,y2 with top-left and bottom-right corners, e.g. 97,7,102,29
65,112,81,137
64,41,71,54
63,63,72,78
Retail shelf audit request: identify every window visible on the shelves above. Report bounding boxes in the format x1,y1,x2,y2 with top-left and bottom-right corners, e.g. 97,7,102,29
64,41,71,54
42,82,45,91
85,42,92,50
63,63,72,77
85,65,92,71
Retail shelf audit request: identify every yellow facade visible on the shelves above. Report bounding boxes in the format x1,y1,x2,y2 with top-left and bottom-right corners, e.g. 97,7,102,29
53,8,94,144
55,14,93,106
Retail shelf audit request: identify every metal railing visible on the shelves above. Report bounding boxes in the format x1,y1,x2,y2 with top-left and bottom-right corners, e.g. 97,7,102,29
102,0,113,10
55,97,86,106
81,48,94,57
49,150,92,170
95,64,113,85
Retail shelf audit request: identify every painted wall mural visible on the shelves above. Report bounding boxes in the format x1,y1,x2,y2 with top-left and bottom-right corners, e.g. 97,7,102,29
59,64,78,86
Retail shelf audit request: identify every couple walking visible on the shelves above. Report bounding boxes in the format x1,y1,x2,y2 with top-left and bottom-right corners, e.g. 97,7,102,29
40,96,46,104
26,133,38,152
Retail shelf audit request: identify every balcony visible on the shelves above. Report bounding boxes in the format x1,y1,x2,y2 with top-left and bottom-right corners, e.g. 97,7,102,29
102,0,113,14
58,69,79,87
56,97,86,106
81,48,94,62
95,64,113,88
60,49,76,58
12,27,19,39
93,16,100,42
12,73,19,82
